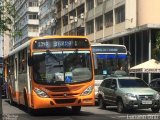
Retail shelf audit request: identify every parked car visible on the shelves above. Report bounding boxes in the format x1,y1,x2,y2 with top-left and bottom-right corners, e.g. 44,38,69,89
149,78,160,93
97,75,160,113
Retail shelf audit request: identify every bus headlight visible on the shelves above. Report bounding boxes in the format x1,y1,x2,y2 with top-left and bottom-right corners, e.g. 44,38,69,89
34,88,49,98
81,86,93,96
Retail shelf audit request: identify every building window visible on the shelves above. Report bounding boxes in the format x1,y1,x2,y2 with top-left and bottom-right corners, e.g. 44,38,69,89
29,26,38,32
29,1,38,7
62,0,68,8
77,27,84,35
96,16,103,31
105,11,113,27
115,5,125,24
70,0,74,4
96,0,103,6
29,14,38,19
86,0,94,11
86,20,94,35
63,15,68,26
18,49,27,73
57,1,61,12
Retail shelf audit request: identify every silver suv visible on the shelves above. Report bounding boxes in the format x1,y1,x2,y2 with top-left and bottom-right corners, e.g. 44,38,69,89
98,76,160,113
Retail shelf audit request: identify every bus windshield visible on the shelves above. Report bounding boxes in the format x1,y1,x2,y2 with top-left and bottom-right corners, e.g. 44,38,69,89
32,50,92,85
92,45,128,79
95,55,127,75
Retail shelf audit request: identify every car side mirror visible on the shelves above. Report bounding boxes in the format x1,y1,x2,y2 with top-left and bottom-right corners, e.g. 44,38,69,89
93,53,98,69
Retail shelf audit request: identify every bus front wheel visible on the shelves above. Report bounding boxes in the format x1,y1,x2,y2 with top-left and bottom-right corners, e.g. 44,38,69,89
72,106,81,114
8,89,14,105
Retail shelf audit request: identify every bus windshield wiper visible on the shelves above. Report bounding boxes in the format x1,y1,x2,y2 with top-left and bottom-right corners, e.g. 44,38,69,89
46,50,61,62
52,81,65,85
64,49,78,62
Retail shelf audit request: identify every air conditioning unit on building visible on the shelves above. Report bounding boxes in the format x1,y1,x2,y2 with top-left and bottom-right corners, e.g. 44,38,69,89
74,17,77,22
50,18,54,23
47,21,50,26
65,5,68,8
70,20,74,24
70,16,74,20
80,13,84,19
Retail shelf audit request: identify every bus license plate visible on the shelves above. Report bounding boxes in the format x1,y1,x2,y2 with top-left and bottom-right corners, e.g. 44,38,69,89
142,100,152,104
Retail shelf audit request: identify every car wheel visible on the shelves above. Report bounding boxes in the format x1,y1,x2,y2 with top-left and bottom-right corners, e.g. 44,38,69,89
99,97,106,109
151,107,160,113
117,100,125,113
72,106,81,114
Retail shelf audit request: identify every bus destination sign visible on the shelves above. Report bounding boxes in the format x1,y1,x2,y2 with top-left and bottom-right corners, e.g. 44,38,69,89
92,46,126,53
33,38,90,49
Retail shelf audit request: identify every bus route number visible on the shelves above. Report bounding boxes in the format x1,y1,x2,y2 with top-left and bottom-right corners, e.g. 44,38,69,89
54,41,72,47
37,41,49,48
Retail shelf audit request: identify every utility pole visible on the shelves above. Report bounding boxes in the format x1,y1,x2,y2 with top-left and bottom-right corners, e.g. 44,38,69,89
0,0,2,118
0,0,3,118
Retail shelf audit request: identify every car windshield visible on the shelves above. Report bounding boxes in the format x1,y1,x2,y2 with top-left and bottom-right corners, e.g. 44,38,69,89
32,50,92,85
118,79,149,88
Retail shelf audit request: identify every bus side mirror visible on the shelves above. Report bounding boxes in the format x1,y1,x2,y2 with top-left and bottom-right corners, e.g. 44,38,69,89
93,53,98,69
127,51,131,56
28,56,33,66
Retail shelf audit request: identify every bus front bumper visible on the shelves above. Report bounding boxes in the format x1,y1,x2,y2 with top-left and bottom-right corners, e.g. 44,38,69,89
32,92,95,109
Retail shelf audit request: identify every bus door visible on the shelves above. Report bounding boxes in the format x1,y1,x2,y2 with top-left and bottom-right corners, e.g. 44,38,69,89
13,55,19,102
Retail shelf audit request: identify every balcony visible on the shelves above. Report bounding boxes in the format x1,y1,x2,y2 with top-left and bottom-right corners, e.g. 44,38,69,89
28,20,39,25
28,7,39,13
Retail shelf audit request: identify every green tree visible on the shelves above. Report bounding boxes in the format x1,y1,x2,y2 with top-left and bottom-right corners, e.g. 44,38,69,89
0,0,21,37
152,32,160,60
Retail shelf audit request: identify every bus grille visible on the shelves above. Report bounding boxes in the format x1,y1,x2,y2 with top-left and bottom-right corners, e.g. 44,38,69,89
55,98,76,104
45,85,83,92
52,93,79,98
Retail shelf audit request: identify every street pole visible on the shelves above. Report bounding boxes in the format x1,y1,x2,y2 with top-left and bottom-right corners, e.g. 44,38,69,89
0,0,2,118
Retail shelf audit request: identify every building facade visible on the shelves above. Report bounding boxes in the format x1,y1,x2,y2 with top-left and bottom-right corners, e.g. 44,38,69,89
10,0,39,49
39,0,57,36
44,0,160,82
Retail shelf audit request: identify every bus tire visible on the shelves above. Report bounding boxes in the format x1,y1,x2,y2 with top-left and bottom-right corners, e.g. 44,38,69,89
72,106,81,114
28,108,38,116
24,90,28,108
8,89,14,105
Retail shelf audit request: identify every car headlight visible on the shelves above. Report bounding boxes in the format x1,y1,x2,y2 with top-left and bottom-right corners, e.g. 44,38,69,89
125,93,136,99
154,93,160,100
81,86,93,96
34,88,49,98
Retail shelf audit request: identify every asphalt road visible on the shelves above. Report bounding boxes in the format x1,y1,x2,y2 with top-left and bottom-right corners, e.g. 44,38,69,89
2,98,160,120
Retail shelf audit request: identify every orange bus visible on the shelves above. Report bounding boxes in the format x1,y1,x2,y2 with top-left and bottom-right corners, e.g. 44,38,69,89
4,36,95,114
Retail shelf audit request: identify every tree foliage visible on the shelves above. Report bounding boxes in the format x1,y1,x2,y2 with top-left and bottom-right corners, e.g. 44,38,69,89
0,0,21,37
152,32,160,60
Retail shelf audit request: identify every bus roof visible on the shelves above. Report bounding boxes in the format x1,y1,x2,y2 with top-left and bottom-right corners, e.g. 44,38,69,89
6,40,31,57
91,43,126,47
6,36,89,57
37,35,88,39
